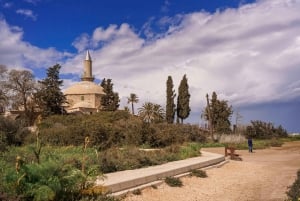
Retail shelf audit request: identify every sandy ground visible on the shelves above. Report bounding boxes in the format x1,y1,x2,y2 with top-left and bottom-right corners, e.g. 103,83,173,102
123,141,300,201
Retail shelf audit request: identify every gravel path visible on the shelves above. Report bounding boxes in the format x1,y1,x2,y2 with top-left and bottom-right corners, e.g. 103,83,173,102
123,141,300,201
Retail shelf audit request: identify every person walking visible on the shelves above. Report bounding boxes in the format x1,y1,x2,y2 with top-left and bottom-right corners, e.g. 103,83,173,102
248,137,253,153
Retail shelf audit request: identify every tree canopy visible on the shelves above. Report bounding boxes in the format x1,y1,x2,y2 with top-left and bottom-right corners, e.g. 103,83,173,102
100,78,120,111
138,102,165,123
127,93,139,115
245,120,288,139
177,74,190,123
0,65,8,112
35,64,66,117
166,76,176,124
203,92,233,134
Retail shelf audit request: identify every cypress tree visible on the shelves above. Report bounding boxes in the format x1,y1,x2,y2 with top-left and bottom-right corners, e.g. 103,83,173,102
166,76,176,124
36,64,66,117
177,74,190,123
100,78,120,111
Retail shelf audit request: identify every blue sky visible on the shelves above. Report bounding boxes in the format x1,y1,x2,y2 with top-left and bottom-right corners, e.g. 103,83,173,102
0,0,300,132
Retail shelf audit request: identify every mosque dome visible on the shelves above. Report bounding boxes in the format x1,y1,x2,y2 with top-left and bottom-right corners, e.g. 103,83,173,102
64,81,105,95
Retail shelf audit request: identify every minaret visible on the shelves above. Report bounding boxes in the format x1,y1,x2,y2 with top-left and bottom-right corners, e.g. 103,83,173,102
81,50,94,82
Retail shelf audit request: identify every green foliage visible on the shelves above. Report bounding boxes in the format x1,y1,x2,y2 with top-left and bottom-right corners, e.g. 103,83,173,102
164,176,183,187
132,189,142,195
286,170,300,201
98,144,201,173
166,76,176,124
226,138,284,150
100,79,120,111
127,93,139,115
190,169,207,178
0,116,30,149
138,102,165,123
0,144,101,201
285,135,300,141
245,120,288,139
177,74,190,123
36,64,66,117
203,92,233,134
5,69,37,125
37,112,206,149
178,143,202,159
0,65,8,111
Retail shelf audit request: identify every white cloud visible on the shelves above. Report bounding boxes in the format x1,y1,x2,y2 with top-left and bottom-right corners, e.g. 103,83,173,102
16,9,37,21
1,0,300,126
72,33,90,52
0,19,66,73
64,0,300,118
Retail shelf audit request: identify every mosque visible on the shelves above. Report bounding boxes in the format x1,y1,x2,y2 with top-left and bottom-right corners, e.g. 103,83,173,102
63,51,105,114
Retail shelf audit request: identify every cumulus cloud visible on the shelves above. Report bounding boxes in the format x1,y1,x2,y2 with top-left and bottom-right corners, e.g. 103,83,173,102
1,0,300,128
0,19,66,75
16,9,37,20
64,0,300,118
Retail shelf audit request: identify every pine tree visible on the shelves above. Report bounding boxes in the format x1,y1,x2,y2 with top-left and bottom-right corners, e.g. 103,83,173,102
177,74,190,123
166,76,176,124
100,78,120,111
36,64,66,117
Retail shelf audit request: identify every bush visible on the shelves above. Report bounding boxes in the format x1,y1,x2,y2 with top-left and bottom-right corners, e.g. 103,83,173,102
0,142,101,201
244,120,288,139
37,113,207,149
190,169,207,178
98,144,202,173
0,116,30,148
164,176,183,187
132,189,142,195
286,170,300,201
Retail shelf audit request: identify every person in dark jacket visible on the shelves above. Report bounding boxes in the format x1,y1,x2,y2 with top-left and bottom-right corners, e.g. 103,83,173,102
248,138,253,153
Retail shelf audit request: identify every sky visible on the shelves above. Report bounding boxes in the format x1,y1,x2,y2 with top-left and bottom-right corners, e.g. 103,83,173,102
0,0,300,132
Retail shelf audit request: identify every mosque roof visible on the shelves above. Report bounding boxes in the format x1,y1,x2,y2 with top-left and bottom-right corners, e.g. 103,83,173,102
64,81,105,95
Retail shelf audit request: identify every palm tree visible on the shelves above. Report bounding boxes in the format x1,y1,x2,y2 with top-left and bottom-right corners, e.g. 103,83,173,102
138,102,165,123
127,93,139,115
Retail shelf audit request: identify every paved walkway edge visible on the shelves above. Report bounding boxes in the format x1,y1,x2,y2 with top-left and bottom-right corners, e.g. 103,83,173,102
96,151,225,194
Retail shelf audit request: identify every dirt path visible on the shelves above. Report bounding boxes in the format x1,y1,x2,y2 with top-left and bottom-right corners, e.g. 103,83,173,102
123,141,300,201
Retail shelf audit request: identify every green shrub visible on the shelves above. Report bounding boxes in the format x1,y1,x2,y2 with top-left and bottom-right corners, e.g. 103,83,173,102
164,176,183,187
244,120,288,139
286,170,300,201
37,113,206,149
0,142,101,201
132,189,142,195
0,116,30,148
190,169,207,178
98,144,201,173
